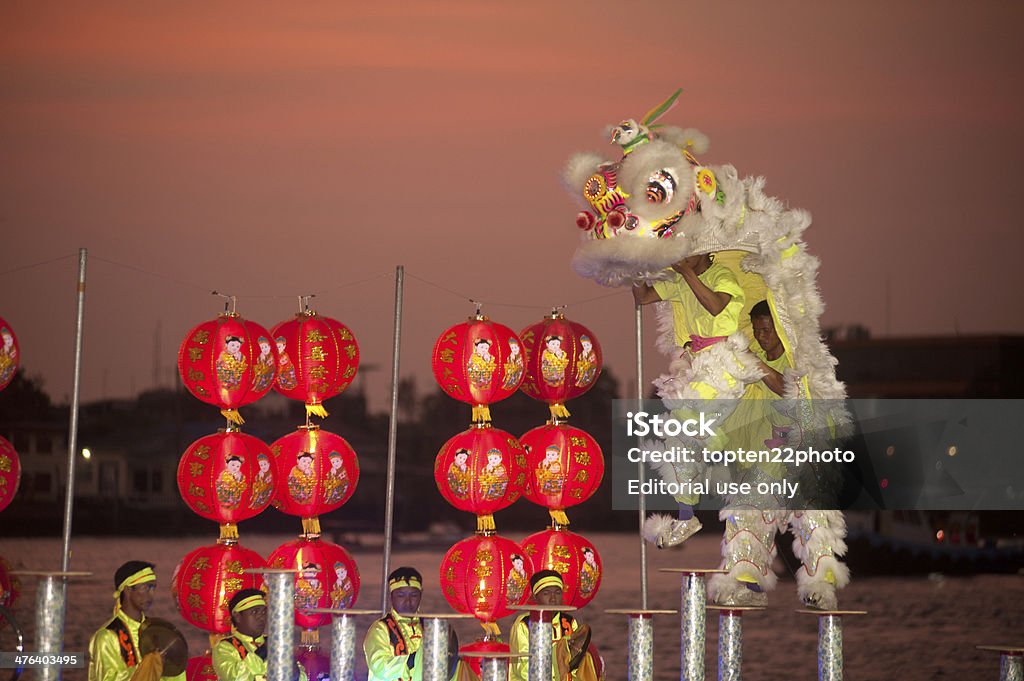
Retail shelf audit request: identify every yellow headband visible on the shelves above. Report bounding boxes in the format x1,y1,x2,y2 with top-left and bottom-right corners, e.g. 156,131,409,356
388,576,422,592
114,567,156,599
232,594,267,614
531,575,563,596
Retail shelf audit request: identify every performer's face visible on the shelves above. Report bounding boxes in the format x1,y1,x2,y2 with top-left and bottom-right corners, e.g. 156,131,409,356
752,315,782,357
123,582,156,615
534,585,563,606
390,587,422,615
234,605,268,638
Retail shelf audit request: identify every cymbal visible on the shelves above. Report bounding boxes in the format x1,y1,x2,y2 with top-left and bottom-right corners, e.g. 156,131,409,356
139,617,189,677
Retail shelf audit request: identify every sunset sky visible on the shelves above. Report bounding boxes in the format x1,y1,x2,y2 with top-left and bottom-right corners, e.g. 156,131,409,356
2,2,1023,409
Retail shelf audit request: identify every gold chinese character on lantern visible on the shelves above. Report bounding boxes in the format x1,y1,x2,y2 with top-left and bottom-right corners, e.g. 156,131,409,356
310,346,327,361
574,451,591,466
307,329,327,342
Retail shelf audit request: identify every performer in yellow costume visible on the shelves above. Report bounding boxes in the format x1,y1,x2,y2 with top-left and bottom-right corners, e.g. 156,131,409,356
88,561,186,681
212,589,306,681
363,567,458,681
509,571,602,681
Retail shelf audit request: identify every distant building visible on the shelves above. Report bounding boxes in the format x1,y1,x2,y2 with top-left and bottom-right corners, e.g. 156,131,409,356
829,335,1024,398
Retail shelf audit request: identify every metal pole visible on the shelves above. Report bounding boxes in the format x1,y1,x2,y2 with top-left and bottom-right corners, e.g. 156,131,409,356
380,265,404,612
421,617,448,681
528,612,553,681
717,611,742,681
635,303,648,609
817,614,842,681
265,572,296,681
681,573,707,681
329,615,356,681
35,575,66,681
61,248,87,573
480,658,509,681
627,614,654,681
1000,653,1023,681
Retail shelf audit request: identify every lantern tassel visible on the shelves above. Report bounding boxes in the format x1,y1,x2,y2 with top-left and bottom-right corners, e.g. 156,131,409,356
306,402,329,419
300,628,320,647
218,523,239,543
549,403,571,421
476,514,496,533
472,404,492,423
480,621,502,637
302,517,322,538
221,408,245,426
549,510,570,528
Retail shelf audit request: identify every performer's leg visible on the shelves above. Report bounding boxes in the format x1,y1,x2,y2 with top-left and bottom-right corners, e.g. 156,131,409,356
708,510,781,606
788,510,850,610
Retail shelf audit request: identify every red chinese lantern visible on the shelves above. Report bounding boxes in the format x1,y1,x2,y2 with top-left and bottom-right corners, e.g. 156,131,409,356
0,435,21,513
0,555,20,610
431,315,525,423
521,528,603,607
270,310,359,419
177,313,278,425
267,536,360,630
172,542,266,634
270,425,359,537
185,656,217,681
519,313,602,420
434,425,526,532
0,317,19,392
177,431,275,541
519,423,604,526
457,640,511,679
439,534,532,635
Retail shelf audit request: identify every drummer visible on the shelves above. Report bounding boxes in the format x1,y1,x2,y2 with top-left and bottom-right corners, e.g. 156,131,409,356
88,560,186,681
212,588,306,681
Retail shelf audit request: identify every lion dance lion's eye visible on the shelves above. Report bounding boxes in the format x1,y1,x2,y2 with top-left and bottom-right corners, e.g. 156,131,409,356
584,174,607,202
646,169,676,204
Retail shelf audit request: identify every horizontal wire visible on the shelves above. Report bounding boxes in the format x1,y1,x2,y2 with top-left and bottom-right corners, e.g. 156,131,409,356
404,271,628,311
0,253,78,277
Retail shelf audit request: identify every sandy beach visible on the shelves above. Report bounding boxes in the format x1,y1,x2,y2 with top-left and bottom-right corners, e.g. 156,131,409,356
0,531,1021,681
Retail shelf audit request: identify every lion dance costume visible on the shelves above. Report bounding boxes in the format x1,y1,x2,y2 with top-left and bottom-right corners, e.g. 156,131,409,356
563,90,851,609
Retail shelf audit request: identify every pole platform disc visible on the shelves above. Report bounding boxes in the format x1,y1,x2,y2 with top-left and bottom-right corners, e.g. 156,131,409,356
976,646,1024,654
301,608,383,616
413,613,478,619
707,605,765,613
11,571,92,578
511,605,577,612
658,568,728,575
459,652,529,660
794,609,867,616
244,568,300,574
604,609,678,616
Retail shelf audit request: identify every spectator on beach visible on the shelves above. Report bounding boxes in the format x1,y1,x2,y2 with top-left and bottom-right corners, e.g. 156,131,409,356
88,561,185,681
508,570,603,681
363,567,458,681
212,588,306,681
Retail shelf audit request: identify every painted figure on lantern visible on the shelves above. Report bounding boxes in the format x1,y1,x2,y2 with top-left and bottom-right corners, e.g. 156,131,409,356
446,449,471,500
330,562,355,609
506,554,529,605
216,454,246,509
478,449,508,502
574,335,598,388
288,451,316,504
502,338,524,389
275,336,298,391
537,445,565,495
249,453,274,509
0,328,16,385
216,336,247,389
322,451,350,505
295,562,324,611
467,338,496,388
541,335,569,387
578,547,600,600
251,336,275,392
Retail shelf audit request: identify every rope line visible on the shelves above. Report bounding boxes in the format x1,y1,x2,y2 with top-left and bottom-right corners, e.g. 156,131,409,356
405,272,626,311
0,253,78,277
